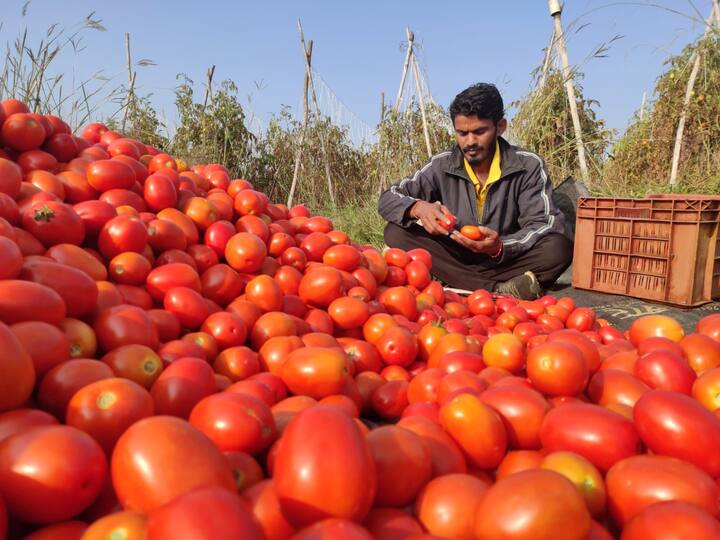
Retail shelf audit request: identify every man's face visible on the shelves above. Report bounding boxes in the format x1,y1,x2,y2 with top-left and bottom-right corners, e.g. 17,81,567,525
454,114,507,166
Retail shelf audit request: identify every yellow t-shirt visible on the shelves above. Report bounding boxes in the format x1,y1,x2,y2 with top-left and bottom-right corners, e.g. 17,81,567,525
464,140,502,221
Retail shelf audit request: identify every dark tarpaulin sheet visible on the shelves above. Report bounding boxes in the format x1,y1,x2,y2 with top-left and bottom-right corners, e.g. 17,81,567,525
548,283,720,332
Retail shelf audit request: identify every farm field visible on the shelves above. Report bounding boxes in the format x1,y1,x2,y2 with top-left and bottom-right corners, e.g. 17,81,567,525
0,2,719,539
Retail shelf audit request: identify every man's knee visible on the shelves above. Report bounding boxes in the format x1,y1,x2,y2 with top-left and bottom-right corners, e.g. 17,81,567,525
383,222,408,248
542,233,573,268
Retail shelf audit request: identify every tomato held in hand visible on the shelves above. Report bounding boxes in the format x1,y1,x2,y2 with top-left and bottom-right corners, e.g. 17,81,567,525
437,209,456,231
460,225,485,240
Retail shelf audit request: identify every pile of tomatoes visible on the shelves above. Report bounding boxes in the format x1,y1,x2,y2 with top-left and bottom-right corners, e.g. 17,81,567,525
0,98,719,540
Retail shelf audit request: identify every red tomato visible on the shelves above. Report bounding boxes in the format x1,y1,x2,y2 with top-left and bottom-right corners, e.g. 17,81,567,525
279,347,348,399
0,158,22,198
680,333,720,374
540,403,640,472
371,380,409,419
0,409,58,444
146,486,262,539
94,304,158,352
527,341,589,396
0,425,107,524
482,333,526,373
473,469,590,540
415,473,490,539
22,201,85,247
143,174,177,212
634,349,696,393
87,159,135,192
81,511,147,540
46,243,108,281
2,112,46,151
273,405,376,527
479,385,551,449
379,286,417,320
66,377,154,455
163,286,210,330
621,500,720,540
112,416,235,512
439,393,507,469
291,519,372,540
225,232,267,273
375,326,419,367
363,507,422,540
367,425,432,507
628,315,684,345
20,260,97,319
633,389,720,477
299,266,345,308
0,280,66,326
692,368,720,411
151,357,216,418
496,449,544,479
586,369,650,408
37,359,114,419
102,344,164,389
326,296,370,330
565,307,596,332
98,215,148,259
460,225,484,240
189,392,277,455
10,320,69,377
540,451,606,516
606,454,720,526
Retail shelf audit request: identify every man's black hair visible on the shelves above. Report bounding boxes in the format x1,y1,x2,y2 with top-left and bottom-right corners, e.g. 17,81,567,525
449,83,504,123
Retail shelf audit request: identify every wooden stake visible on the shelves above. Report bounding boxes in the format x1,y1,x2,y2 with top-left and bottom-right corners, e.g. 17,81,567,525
549,1,590,185
303,40,313,126
639,91,647,120
538,26,556,89
121,32,136,133
411,54,433,158
380,91,385,122
669,9,716,186
288,38,313,207
298,21,335,206
202,65,216,113
394,28,414,112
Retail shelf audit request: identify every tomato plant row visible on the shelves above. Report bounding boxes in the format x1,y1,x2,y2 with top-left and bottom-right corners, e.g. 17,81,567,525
0,98,719,539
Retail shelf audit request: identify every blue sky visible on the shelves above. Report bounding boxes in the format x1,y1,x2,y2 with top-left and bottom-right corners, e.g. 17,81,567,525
2,0,715,141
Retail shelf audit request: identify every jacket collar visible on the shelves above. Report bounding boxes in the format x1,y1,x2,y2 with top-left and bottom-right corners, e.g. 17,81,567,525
445,136,525,181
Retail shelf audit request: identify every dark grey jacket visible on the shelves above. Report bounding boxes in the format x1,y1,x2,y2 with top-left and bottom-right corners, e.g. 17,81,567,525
378,138,568,265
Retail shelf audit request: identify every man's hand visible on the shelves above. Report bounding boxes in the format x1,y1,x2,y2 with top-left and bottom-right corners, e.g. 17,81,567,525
450,226,502,255
410,201,454,235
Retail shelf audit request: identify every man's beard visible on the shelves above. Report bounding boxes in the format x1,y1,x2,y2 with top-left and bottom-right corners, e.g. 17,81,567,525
463,145,488,166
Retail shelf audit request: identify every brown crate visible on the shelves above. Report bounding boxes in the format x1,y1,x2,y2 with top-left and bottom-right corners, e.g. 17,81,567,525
572,197,720,306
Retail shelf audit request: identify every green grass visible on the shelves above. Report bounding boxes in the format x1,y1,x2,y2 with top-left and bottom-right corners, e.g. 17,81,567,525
316,199,386,248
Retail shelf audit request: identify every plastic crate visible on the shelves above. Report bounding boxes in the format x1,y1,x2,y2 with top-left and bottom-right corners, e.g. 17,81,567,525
571,196,720,306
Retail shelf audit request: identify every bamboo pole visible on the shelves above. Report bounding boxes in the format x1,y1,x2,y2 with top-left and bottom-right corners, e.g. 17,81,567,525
298,21,335,206
669,9,716,186
538,27,556,89
121,32,135,133
380,91,385,122
411,54,433,158
287,38,313,207
394,28,414,112
202,65,215,112
639,91,647,120
549,0,590,185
